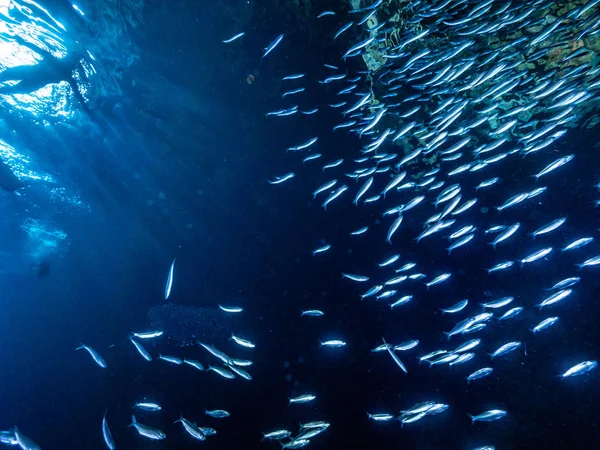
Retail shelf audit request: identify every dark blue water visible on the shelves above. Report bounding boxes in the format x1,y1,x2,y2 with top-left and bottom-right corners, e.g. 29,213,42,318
0,1,599,449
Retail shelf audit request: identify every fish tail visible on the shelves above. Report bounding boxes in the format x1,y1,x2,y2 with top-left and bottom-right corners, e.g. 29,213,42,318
467,414,475,424
129,415,136,428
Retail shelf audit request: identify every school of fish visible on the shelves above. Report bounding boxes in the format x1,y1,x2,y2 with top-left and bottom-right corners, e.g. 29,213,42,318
264,0,600,448
4,0,600,448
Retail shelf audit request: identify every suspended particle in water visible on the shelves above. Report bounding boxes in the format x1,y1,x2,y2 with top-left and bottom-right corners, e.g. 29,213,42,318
480,206,489,214
158,192,166,199
284,361,290,369
285,374,292,382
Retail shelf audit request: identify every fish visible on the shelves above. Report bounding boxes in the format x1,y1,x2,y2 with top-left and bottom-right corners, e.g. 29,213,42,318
468,409,507,423
520,247,553,267
489,342,522,359
282,73,305,81
129,415,166,440
183,359,204,371
301,309,325,317
173,415,206,441
165,258,175,300
320,340,347,348
288,137,318,152
546,277,580,290
262,33,284,58
101,410,116,450
14,429,40,450
561,360,598,378
225,363,252,380
289,394,316,404
531,218,566,239
268,172,295,184
342,273,370,282
205,409,230,418
382,337,407,373
531,317,559,333
537,289,572,309
350,226,369,236
440,299,469,314
486,261,514,273
222,32,245,43
466,367,494,384
481,296,513,309
379,254,400,267
76,344,107,368
207,365,236,379
230,334,255,349
498,307,524,321
134,402,161,411
199,342,233,365
367,413,395,421
131,330,164,339
533,155,574,179
491,223,520,248
426,273,451,288
317,10,335,18
447,233,474,254
129,337,152,361
218,305,244,313
159,354,182,365
262,430,292,441
562,237,594,252
322,185,348,209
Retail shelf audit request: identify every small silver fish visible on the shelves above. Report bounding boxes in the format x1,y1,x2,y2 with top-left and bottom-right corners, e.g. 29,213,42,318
531,317,559,333
440,299,469,314
183,359,204,371
230,334,255,349
561,360,598,377
205,409,230,418
159,354,182,365
76,344,107,368
301,309,325,317
129,415,166,440
320,340,346,348
165,258,176,300
129,337,152,361
262,429,292,440
466,367,493,384
468,409,507,423
102,410,116,450
219,305,244,313
134,402,161,412
207,365,236,379
289,394,316,404
131,331,164,339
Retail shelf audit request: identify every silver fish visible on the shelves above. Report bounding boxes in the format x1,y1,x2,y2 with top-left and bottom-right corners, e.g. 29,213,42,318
129,337,152,361
102,410,116,450
76,344,107,368
129,415,166,440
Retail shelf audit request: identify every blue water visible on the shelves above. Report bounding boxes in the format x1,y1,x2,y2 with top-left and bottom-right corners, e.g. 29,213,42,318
0,0,599,449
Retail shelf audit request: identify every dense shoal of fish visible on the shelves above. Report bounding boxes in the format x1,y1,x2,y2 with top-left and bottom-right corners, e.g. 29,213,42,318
263,0,600,448
5,0,600,449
